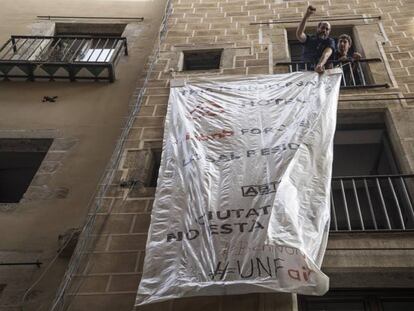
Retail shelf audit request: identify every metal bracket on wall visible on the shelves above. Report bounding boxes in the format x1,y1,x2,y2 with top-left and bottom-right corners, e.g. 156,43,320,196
120,179,143,188
0,260,43,268
251,15,381,26
36,16,144,22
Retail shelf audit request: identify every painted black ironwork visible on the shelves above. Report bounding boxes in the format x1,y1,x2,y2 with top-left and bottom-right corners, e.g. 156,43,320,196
330,174,414,232
0,35,128,82
251,15,381,25
0,260,42,267
37,16,144,21
275,58,388,89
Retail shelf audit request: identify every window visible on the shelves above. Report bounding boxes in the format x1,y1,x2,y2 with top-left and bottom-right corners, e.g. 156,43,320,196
169,45,247,74
121,148,161,190
330,123,414,231
148,149,161,188
0,139,52,203
182,49,223,71
333,124,398,177
35,37,120,63
0,284,6,297
0,23,128,82
299,289,414,311
288,27,358,63
55,22,127,36
280,23,389,88
75,39,116,62
55,23,127,63
287,27,367,87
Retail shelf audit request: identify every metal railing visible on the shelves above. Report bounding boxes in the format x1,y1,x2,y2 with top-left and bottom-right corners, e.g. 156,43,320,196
330,174,414,232
275,59,388,89
0,35,128,82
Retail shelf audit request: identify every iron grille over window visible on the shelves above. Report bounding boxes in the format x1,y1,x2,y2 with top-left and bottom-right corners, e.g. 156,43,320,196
330,174,414,231
280,26,389,89
275,59,387,89
0,35,128,82
330,125,414,232
299,289,414,311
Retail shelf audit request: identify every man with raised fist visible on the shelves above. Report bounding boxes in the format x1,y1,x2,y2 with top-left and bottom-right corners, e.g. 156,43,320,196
296,5,335,73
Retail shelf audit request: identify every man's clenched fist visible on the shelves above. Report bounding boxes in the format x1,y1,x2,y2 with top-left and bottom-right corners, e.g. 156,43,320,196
306,5,316,17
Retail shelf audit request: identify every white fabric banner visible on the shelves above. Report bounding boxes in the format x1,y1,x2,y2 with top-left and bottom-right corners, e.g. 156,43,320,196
136,70,342,305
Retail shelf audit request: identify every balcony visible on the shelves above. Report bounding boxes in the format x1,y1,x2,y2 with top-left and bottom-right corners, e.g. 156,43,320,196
0,35,128,82
275,59,389,89
330,174,414,232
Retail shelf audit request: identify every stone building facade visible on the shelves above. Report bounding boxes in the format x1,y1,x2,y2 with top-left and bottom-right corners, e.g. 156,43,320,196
0,0,166,310
2,0,413,310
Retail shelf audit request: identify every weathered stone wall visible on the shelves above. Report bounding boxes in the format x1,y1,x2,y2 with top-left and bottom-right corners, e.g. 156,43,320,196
58,0,414,311
0,0,167,310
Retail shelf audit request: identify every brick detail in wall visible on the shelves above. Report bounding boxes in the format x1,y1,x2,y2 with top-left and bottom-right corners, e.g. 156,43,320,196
65,0,414,310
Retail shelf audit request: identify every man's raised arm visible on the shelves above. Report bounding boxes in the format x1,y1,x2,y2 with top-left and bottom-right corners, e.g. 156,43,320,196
296,5,316,43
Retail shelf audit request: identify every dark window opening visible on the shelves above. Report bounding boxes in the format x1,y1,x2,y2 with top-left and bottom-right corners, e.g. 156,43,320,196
288,26,356,63
285,27,376,88
183,49,222,71
55,23,127,37
148,150,161,188
288,39,303,63
299,289,414,311
288,26,356,62
333,124,398,177
51,23,127,63
41,37,121,63
0,139,52,203
0,284,6,297
330,123,414,231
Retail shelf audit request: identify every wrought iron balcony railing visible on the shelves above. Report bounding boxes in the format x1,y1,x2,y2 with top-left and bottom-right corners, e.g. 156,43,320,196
275,59,389,89
330,174,414,232
0,35,128,82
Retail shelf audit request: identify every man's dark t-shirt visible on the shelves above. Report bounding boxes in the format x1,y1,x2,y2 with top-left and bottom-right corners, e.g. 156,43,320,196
301,34,335,64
